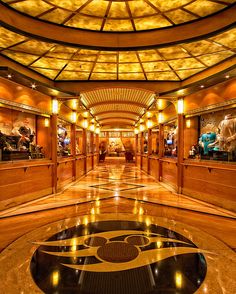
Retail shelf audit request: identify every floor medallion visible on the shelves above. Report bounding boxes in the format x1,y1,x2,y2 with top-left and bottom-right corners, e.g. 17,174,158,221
0,214,235,293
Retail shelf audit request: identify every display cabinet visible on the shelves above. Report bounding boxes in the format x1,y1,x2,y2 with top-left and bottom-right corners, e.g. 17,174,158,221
0,106,48,161
184,108,236,162
57,119,71,157
163,120,178,158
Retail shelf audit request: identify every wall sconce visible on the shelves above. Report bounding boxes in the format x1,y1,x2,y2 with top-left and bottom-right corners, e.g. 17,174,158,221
95,127,100,134
146,118,153,129
44,118,50,127
186,119,191,128
82,118,88,129
146,111,152,118
52,99,59,114
139,123,145,132
83,111,89,118
89,122,95,132
177,98,184,114
71,99,78,110
134,128,139,135
157,99,164,110
158,112,164,124
71,111,77,123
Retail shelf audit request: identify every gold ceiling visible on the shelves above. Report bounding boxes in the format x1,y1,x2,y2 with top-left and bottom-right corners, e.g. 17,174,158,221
1,0,236,32
0,26,235,81
81,88,155,126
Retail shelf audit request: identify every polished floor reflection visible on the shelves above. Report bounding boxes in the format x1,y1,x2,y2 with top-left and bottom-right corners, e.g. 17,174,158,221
0,159,236,293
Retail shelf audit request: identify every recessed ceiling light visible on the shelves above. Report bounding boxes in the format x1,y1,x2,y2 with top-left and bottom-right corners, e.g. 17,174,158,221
7,73,12,79
225,75,230,79
31,83,37,89
200,85,204,88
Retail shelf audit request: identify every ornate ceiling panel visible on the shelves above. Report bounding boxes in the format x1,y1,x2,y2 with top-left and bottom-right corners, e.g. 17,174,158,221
1,26,235,82
81,88,154,126
1,0,235,32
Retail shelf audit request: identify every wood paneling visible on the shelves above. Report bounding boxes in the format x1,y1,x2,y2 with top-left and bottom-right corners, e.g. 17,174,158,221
136,154,141,169
182,162,236,212
0,161,53,210
57,158,74,190
185,79,236,113
149,157,159,181
94,154,99,167
142,155,148,174
160,159,178,190
0,77,51,112
86,155,93,172
75,156,86,179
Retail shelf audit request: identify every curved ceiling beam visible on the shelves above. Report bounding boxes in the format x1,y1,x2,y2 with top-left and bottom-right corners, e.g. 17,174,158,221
99,117,136,122
1,3,236,50
94,110,140,117
89,100,146,108
101,123,134,127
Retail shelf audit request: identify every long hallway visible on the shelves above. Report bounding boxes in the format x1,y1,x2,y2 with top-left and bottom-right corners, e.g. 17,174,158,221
0,159,236,293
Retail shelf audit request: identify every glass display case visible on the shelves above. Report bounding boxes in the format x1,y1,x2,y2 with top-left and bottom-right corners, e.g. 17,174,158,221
57,119,71,157
185,108,236,162
0,106,45,161
164,120,178,157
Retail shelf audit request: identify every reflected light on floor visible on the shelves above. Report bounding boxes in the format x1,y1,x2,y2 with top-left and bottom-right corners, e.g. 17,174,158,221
175,271,183,289
52,270,59,287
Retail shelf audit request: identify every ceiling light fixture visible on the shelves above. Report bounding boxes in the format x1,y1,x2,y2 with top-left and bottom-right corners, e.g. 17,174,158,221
31,83,37,89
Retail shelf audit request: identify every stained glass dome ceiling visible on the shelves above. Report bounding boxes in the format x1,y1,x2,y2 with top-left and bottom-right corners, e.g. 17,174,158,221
1,26,235,81
1,0,236,32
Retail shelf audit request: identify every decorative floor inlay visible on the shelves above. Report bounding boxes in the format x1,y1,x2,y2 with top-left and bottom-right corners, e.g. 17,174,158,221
90,182,145,192
0,214,235,293
97,176,138,180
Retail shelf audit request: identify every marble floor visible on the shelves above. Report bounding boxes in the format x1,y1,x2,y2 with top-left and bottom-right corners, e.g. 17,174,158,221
0,159,236,293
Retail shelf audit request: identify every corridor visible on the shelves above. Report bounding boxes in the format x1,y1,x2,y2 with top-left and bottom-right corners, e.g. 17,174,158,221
0,159,236,293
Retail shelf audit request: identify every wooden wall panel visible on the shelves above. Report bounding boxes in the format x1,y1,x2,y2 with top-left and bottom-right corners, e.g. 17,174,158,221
76,157,86,179
149,157,159,180
136,154,141,168
182,164,236,212
142,155,148,173
0,162,53,210
94,154,99,167
185,78,236,112
86,155,93,172
161,160,177,190
57,159,73,190
0,77,51,112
